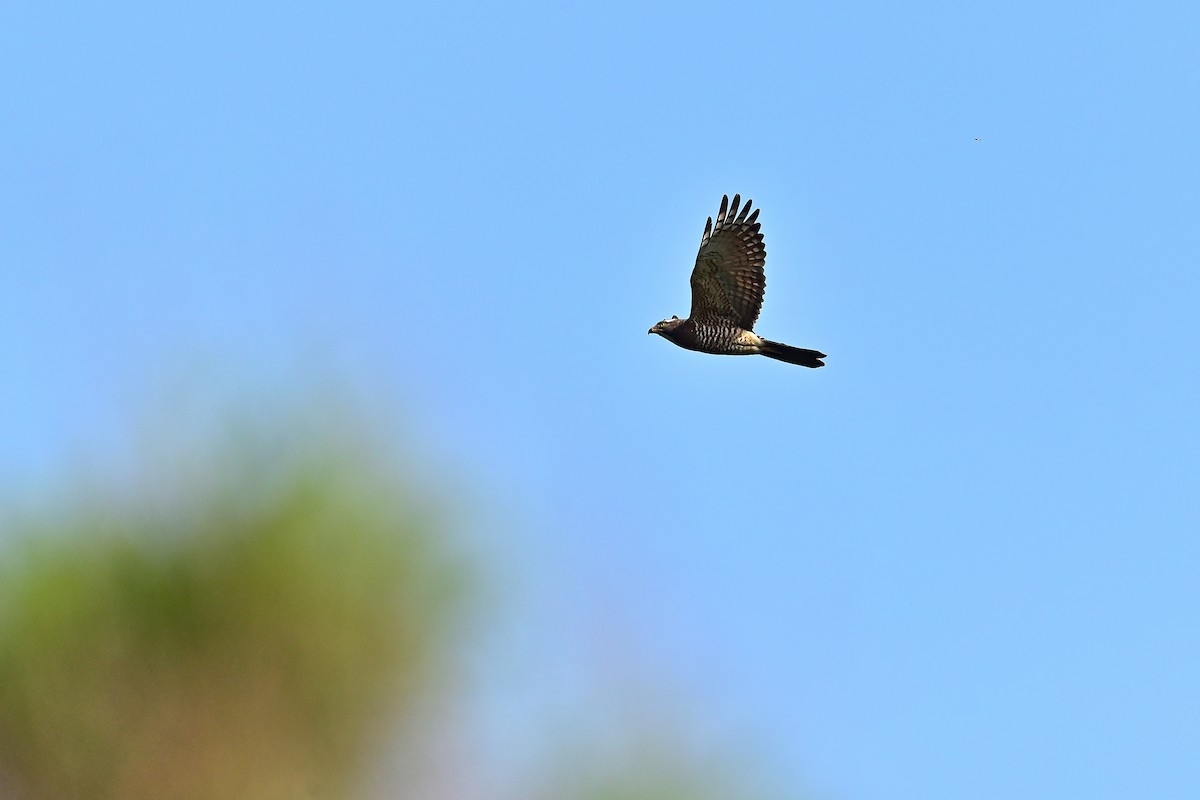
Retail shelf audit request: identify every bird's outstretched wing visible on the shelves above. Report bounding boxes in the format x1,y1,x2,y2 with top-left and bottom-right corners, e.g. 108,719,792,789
689,194,766,330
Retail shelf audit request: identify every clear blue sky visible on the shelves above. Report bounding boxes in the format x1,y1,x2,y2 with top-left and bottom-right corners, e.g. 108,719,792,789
3,2,1199,798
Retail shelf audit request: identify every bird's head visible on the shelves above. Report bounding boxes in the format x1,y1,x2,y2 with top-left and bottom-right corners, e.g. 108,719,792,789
648,316,683,337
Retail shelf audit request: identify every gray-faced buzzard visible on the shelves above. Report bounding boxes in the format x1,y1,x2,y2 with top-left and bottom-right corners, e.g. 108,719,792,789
649,194,826,368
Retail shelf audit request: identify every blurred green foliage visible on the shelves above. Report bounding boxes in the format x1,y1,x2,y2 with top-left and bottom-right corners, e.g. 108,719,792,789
0,433,464,800
0,403,792,800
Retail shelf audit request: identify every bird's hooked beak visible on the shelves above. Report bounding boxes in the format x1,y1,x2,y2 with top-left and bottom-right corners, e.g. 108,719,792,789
647,326,655,335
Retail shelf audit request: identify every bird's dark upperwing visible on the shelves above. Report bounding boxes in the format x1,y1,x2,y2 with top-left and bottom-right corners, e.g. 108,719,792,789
689,194,766,330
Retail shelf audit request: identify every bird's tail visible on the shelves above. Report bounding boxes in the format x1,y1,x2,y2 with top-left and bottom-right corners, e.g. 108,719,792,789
758,339,826,368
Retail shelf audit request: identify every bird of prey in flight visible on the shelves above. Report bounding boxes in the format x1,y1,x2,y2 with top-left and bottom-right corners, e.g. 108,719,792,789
649,194,826,368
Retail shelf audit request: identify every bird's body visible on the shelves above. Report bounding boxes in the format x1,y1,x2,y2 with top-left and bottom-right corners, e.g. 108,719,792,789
649,194,826,368
654,316,765,354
